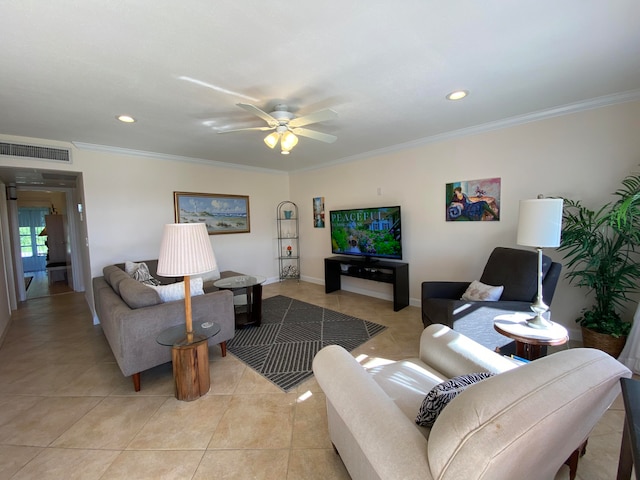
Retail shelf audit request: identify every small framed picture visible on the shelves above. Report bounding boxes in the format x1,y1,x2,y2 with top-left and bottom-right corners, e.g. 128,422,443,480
313,197,325,228
173,192,250,234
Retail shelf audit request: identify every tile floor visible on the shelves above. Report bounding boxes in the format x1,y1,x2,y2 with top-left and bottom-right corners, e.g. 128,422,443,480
0,280,630,479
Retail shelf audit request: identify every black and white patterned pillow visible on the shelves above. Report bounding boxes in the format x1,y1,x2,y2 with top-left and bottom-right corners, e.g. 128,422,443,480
416,372,495,427
125,261,160,286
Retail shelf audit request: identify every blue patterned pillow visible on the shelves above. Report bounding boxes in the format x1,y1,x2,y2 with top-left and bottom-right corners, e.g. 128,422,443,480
416,372,495,427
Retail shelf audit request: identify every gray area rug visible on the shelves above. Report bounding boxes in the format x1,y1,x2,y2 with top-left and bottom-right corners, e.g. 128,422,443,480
227,295,387,391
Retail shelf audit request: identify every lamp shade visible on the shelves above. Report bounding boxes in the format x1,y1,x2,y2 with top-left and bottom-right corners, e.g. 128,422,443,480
157,223,217,277
517,198,564,248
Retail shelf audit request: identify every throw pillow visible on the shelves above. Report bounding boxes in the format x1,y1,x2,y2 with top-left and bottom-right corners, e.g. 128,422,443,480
125,261,160,286
150,277,205,303
416,372,495,428
461,280,504,301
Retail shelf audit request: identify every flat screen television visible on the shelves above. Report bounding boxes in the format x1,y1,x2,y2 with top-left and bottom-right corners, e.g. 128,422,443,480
329,206,402,261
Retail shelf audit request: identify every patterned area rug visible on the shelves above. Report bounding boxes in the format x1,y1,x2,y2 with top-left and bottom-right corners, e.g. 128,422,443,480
227,295,387,391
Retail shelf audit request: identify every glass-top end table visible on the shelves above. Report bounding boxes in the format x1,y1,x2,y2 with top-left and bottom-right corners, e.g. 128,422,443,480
213,275,267,290
213,275,267,328
156,320,221,347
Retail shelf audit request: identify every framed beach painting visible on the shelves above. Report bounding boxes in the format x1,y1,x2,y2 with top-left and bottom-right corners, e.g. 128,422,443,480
173,192,250,234
445,177,501,222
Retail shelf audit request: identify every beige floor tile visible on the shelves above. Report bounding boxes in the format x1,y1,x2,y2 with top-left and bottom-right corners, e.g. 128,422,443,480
51,396,167,449
10,447,120,480
194,449,289,480
287,448,351,480
0,281,626,478
0,395,43,427
208,393,297,449
208,354,246,394
100,450,204,480
0,445,42,479
128,395,232,450
108,362,175,396
231,363,286,394
52,362,127,396
0,396,101,447
1,362,91,395
292,390,332,449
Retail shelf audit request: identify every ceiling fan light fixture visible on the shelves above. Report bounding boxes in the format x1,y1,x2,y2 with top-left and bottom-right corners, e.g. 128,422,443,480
264,132,280,149
280,150,290,155
281,131,298,151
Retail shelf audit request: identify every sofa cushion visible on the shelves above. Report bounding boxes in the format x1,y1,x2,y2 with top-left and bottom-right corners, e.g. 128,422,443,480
150,277,205,302
119,277,162,309
103,265,131,296
416,372,494,428
461,280,503,301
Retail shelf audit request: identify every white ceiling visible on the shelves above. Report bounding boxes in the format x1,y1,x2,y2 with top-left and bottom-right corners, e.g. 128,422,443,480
1,0,640,174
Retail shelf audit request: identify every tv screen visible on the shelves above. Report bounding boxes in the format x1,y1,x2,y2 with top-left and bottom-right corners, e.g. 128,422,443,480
329,206,402,260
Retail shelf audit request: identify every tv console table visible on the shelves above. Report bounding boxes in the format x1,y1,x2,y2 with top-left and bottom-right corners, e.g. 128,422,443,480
324,256,409,311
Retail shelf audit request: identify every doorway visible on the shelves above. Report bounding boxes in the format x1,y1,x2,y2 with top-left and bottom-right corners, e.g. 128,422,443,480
16,191,74,299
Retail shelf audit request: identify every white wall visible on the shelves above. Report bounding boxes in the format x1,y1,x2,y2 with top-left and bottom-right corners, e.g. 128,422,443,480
291,100,640,339
1,100,639,339
78,149,288,279
0,137,290,326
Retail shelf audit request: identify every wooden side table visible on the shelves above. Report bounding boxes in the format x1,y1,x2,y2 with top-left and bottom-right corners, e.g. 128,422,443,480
493,313,569,361
156,321,220,401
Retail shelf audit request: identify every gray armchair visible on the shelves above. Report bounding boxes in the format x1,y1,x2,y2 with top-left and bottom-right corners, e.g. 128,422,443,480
421,247,562,351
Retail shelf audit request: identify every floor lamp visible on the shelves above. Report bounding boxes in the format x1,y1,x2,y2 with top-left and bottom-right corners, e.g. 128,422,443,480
517,198,564,329
157,223,217,340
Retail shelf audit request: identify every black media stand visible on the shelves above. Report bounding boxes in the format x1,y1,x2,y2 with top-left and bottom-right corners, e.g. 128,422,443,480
324,256,409,311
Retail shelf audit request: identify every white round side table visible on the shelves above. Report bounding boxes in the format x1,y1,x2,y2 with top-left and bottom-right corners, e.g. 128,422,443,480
494,313,569,360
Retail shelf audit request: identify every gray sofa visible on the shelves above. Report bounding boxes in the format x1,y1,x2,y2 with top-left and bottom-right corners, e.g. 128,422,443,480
93,259,238,391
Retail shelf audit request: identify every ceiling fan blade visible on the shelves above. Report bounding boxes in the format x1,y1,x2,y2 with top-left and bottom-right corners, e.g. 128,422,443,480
288,108,338,128
217,126,274,134
236,103,279,127
292,127,337,144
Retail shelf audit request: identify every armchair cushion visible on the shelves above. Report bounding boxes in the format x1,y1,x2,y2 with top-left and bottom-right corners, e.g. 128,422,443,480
480,247,548,301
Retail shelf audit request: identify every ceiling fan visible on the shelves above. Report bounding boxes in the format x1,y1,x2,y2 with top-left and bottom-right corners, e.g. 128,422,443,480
219,103,338,155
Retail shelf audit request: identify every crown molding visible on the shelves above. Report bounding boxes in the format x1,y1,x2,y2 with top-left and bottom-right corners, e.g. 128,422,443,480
292,89,640,173
71,142,288,175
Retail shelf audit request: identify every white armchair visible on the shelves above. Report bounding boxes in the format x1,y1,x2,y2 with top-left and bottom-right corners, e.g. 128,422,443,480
312,324,631,480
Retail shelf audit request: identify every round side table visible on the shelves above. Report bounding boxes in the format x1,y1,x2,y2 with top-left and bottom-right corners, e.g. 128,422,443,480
213,275,266,328
493,313,568,360
156,320,221,401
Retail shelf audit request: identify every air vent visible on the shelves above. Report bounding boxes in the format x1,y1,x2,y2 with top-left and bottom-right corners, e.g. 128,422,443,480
0,142,71,163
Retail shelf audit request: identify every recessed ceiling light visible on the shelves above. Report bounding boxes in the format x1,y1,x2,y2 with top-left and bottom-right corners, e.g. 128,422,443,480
117,115,136,123
446,90,469,101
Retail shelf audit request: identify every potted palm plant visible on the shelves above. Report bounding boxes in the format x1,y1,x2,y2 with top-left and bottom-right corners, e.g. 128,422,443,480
558,172,640,357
